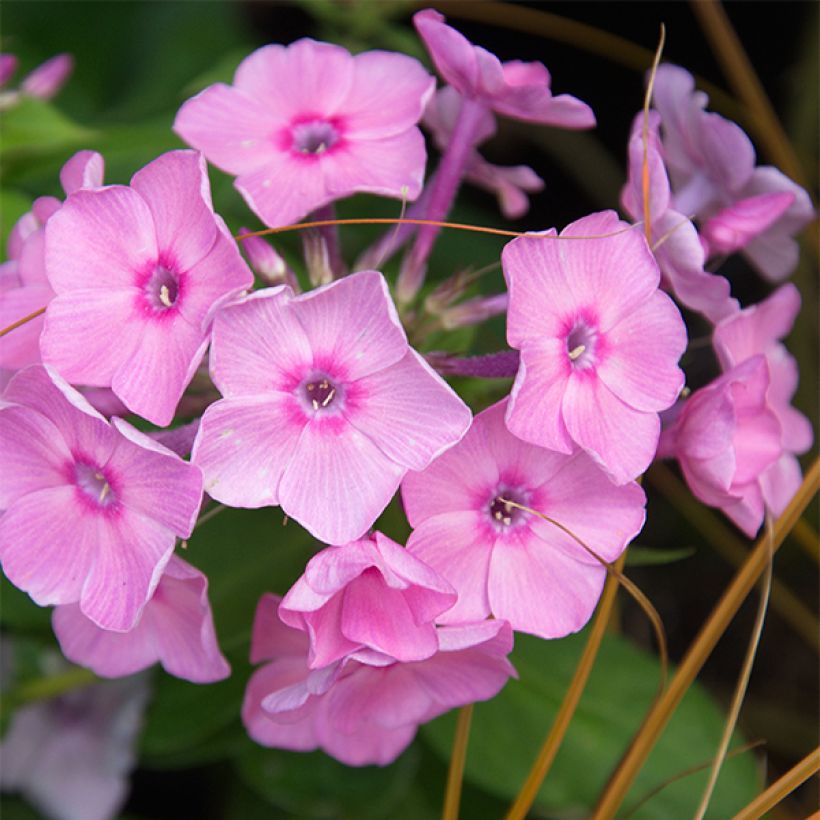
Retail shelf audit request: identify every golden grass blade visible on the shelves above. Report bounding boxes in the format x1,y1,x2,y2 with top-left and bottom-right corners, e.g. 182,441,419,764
0,305,47,338
693,517,774,818
732,746,820,820
442,704,474,820
504,554,626,820
641,24,666,246
689,0,807,187
591,457,819,818
792,518,820,565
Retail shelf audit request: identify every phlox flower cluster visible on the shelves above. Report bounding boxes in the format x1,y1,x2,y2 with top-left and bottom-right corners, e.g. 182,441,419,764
0,7,813,810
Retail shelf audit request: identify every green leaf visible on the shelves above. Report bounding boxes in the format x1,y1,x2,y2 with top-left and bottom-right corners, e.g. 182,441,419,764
422,631,760,818
0,97,94,160
235,743,420,819
626,545,697,566
0,189,34,251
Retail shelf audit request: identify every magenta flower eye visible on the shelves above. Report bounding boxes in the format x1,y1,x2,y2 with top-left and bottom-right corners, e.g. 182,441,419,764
565,318,600,369
72,462,117,509
303,376,338,410
290,119,341,156
143,265,180,311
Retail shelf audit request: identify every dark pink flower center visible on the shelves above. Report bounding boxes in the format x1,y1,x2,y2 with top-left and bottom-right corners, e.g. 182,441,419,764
565,319,599,370
304,376,338,411
291,120,340,155
144,265,180,312
73,462,117,509
487,486,529,530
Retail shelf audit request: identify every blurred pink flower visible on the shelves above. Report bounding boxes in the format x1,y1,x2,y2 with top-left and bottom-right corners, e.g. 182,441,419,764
0,366,203,631
41,149,253,426
53,555,230,683
243,593,515,766
403,400,646,638
192,270,471,544
174,39,434,227
503,210,687,484
20,53,73,100
280,532,456,668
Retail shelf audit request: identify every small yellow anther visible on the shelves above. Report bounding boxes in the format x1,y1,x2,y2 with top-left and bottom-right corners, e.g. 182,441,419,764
159,284,173,308
568,344,586,361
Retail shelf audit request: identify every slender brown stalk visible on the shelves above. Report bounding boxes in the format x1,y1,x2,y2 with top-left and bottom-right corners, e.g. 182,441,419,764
0,305,46,338
641,25,666,247
442,704,474,820
693,518,774,818
690,0,807,187
649,463,819,653
591,457,820,818
733,746,820,820
504,554,626,820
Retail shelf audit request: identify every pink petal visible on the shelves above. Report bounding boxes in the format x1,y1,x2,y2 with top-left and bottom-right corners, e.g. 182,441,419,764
406,512,493,624
174,84,282,174
322,129,427,202
44,186,158,293
346,349,471,471
562,376,660,484
40,289,142,387
289,592,360,669
344,50,434,139
760,454,803,518
192,394,305,508
0,485,97,606
251,592,309,664
701,191,794,256
60,150,105,195
506,340,573,454
20,53,73,99
130,150,219,274
292,271,408,381
488,527,607,638
596,291,685,412
278,419,405,544
414,10,478,97
209,288,312,396
0,284,51,368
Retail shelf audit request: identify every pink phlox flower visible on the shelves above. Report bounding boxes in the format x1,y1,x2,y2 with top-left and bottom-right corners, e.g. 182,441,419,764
173,39,434,228
403,399,646,638
0,150,105,373
424,86,544,218
279,531,456,669
52,554,229,683
242,593,515,766
192,270,472,544
652,64,814,281
658,356,783,537
0,669,149,820
20,53,74,100
414,9,595,129
621,111,737,323
0,365,203,631
503,210,687,484
713,284,812,517
40,149,253,426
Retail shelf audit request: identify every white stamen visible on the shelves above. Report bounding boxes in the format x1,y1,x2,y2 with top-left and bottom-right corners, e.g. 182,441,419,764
311,399,320,410
99,481,110,502
321,388,336,407
568,344,586,361
159,284,173,307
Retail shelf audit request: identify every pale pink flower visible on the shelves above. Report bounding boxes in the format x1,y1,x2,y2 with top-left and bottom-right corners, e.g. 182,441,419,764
621,111,737,323
0,366,203,631
403,400,646,638
503,210,687,484
192,270,471,544
52,555,229,683
414,9,595,128
713,284,812,516
242,593,515,766
174,39,434,228
20,53,74,100
280,532,456,668
0,672,148,820
658,356,783,537
40,149,253,426
0,151,105,372
652,64,813,281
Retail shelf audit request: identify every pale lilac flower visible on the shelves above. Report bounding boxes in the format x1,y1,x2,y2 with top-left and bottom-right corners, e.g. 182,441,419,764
53,555,229,683
652,64,814,281
415,9,595,128
503,211,687,484
0,673,149,820
658,356,783,537
174,39,434,228
621,111,737,323
403,400,646,638
0,366,203,631
713,284,812,516
20,53,74,100
192,270,471,544
0,151,104,372
40,149,253,426
424,86,544,219
243,593,515,766
280,532,456,668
